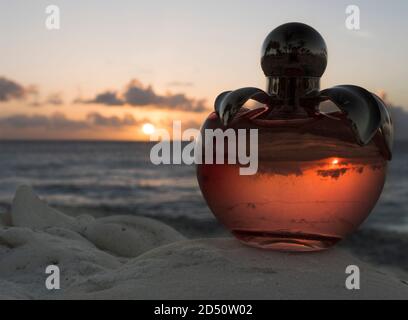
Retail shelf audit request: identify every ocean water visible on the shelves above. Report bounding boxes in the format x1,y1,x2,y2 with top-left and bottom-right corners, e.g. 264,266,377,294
0,140,407,234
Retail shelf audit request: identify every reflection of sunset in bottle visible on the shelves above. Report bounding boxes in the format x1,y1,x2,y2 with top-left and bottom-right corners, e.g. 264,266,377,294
198,156,386,251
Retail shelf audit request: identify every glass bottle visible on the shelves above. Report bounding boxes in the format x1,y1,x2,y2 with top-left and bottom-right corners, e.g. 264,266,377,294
196,22,393,251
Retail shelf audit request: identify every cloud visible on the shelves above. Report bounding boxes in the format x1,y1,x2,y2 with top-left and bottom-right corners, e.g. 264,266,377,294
87,91,123,106
0,112,142,130
0,77,28,101
79,79,207,112
376,90,408,140
1,76,204,111
0,76,62,106
0,114,50,128
0,113,87,130
389,105,408,140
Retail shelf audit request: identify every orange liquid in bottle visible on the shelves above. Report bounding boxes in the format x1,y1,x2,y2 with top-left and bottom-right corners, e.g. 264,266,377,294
198,157,386,251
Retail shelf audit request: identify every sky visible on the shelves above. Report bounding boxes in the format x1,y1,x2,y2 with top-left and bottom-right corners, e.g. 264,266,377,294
0,0,407,140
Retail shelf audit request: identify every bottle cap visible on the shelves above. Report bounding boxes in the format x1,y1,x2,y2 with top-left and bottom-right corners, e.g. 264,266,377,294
261,22,327,78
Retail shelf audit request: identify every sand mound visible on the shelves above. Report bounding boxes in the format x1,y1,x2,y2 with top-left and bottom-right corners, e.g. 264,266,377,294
11,186,185,257
0,186,407,299
62,239,408,300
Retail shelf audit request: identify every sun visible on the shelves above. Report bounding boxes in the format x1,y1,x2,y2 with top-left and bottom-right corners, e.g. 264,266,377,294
142,123,156,135
331,158,339,165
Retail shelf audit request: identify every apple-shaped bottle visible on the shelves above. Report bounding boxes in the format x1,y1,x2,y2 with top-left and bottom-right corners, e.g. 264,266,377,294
196,22,393,251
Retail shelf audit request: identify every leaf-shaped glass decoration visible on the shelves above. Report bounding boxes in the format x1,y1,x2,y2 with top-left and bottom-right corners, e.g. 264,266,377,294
371,93,393,157
214,87,271,126
320,85,392,159
320,85,382,144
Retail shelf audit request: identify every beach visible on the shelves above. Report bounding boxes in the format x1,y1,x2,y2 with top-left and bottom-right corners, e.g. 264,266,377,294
0,141,408,299
0,186,407,299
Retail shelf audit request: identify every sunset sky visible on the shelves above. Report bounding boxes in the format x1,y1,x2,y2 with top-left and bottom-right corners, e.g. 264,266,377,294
0,0,407,140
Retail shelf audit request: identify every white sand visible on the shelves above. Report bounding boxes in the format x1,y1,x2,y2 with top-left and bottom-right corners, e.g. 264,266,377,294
0,186,407,300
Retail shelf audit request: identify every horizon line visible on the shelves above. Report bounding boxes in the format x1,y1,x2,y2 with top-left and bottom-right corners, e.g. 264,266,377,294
1,138,408,143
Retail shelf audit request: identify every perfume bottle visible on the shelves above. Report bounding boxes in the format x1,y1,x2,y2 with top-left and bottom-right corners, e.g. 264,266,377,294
196,22,393,251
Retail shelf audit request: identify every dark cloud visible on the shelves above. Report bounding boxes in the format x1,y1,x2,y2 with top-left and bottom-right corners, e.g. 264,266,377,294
0,112,141,130
48,113,89,130
87,91,123,106
124,80,161,106
0,76,60,106
0,113,86,130
0,114,50,128
390,105,408,140
79,79,207,112
0,77,27,101
1,76,205,111
376,91,408,141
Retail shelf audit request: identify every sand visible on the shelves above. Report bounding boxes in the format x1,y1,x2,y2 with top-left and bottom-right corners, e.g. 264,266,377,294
0,186,407,299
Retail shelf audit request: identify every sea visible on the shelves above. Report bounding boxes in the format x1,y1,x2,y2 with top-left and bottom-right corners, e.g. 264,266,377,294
0,140,407,239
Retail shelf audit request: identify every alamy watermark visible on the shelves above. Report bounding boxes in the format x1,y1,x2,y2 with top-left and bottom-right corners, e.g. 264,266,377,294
45,265,60,290
45,5,60,30
345,5,360,30
149,121,259,175
345,265,360,290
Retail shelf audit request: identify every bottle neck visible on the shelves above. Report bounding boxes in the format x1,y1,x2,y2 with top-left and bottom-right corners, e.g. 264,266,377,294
264,76,320,118
266,76,320,101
